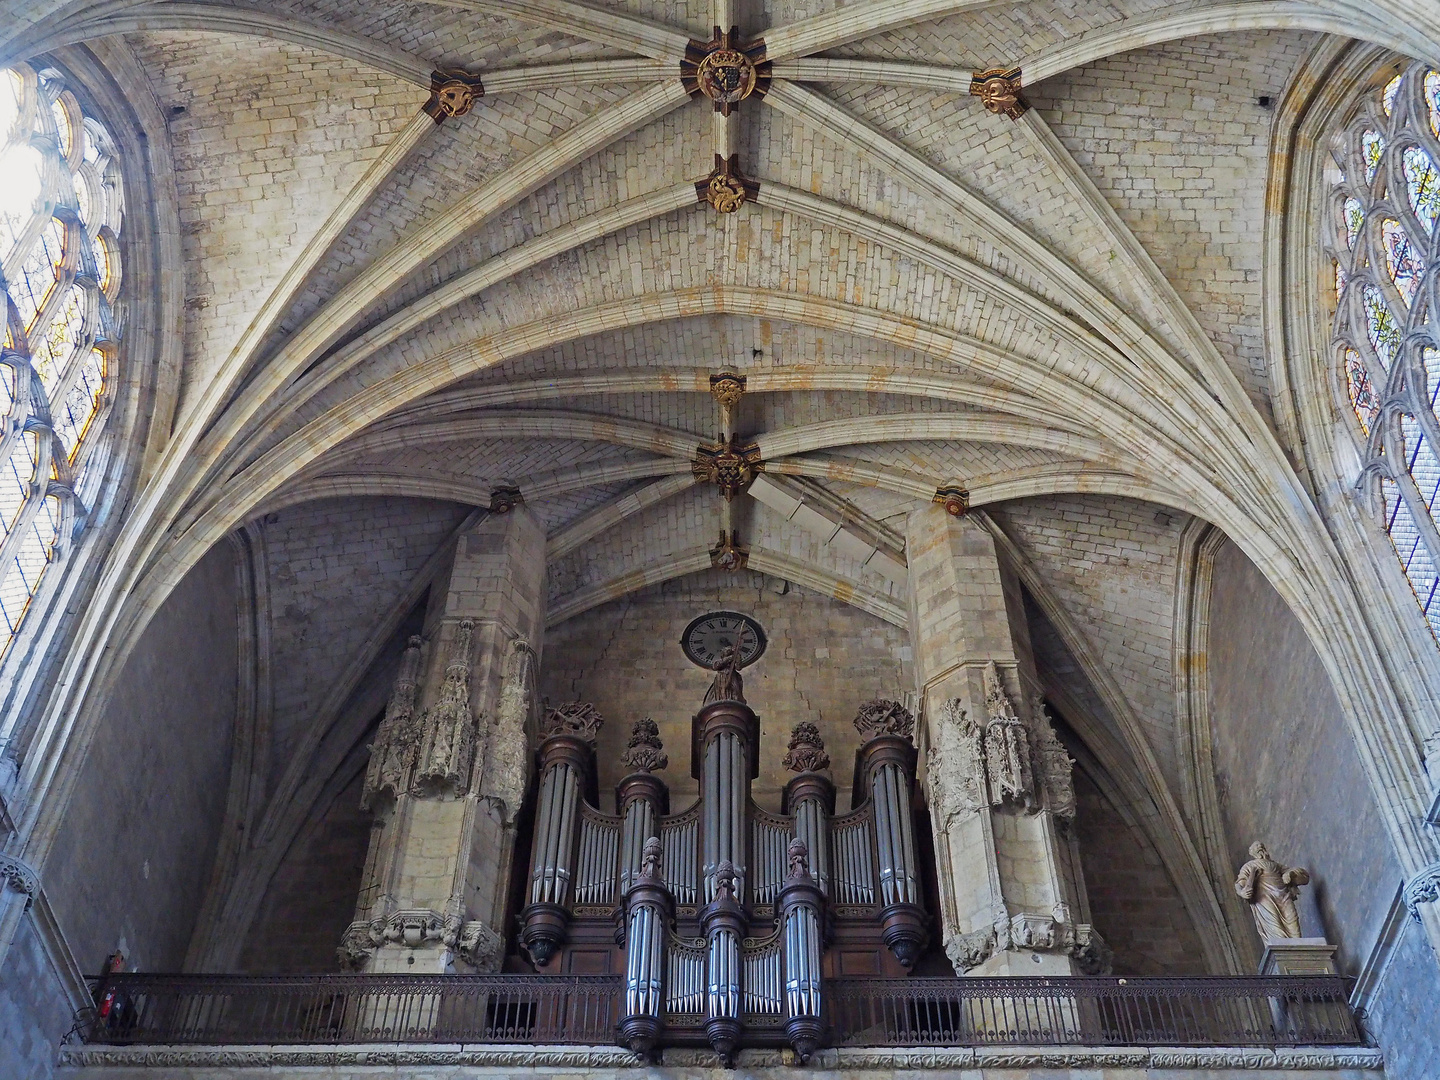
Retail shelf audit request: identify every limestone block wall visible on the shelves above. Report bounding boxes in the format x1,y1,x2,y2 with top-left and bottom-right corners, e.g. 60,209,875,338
1071,766,1208,976
541,569,914,812
1206,538,1439,1077
237,773,369,974
42,541,240,976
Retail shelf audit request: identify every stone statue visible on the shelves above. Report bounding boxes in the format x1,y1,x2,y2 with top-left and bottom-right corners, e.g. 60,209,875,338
704,643,745,704
1234,842,1310,941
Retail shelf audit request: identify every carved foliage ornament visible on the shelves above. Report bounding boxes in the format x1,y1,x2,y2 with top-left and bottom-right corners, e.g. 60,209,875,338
489,486,522,514
709,529,748,571
542,700,604,743
697,154,760,214
423,69,485,122
709,370,746,411
1404,861,1440,917
969,66,1028,119
681,27,772,115
782,721,831,773
853,699,915,742
0,853,40,910
622,717,668,773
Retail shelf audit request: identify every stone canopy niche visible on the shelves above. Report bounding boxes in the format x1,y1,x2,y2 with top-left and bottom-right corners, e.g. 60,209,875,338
517,624,931,1060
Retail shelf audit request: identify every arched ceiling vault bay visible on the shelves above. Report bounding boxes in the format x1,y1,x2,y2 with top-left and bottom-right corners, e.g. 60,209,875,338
10,0,1440,972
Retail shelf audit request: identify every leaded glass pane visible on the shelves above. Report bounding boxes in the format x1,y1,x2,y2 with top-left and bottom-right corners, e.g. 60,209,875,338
1343,196,1364,246
1333,67,1440,637
0,63,123,656
1402,146,1440,233
13,217,64,331
1383,74,1403,115
1381,218,1424,305
1362,283,1401,367
56,347,103,458
1363,129,1385,181
1345,348,1378,433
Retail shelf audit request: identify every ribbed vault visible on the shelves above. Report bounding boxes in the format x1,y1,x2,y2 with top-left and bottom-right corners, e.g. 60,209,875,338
6,0,1440,980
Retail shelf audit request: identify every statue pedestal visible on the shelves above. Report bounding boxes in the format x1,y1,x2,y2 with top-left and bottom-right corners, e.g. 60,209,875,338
1259,938,1337,975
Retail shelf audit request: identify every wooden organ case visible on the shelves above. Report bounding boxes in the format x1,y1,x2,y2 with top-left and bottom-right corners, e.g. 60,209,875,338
516,647,932,1061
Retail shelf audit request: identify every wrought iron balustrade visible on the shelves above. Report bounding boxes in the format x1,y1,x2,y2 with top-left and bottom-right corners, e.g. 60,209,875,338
827,975,1361,1048
83,972,1361,1051
86,972,620,1046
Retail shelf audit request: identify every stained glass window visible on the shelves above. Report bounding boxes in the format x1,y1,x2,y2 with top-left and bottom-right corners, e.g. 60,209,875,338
1331,64,1440,633
0,64,122,653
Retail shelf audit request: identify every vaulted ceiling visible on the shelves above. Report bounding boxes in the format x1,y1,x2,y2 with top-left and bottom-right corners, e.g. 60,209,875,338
9,0,1440,954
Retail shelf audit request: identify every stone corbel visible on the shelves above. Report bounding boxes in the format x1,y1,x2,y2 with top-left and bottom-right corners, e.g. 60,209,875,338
0,853,39,911
453,921,504,972
1403,861,1440,918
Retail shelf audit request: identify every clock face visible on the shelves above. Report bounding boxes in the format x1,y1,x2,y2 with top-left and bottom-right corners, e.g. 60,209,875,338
680,611,767,670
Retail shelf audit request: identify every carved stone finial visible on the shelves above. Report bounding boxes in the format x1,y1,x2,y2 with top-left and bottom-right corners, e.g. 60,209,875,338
639,836,664,882
786,837,812,882
1234,842,1311,941
489,485,523,513
969,66,1028,119
782,721,831,773
414,620,479,794
982,662,1034,806
933,484,969,516
697,153,759,213
423,68,485,122
362,634,424,810
622,717,668,773
681,27,771,115
541,701,604,742
479,637,538,824
853,698,915,742
1032,700,1075,819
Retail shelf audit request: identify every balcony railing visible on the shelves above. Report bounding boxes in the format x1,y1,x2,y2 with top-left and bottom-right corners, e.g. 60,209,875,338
84,972,1361,1050
826,975,1361,1048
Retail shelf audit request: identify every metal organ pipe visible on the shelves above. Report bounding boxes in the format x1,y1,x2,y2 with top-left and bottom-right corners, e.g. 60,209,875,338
859,729,928,970
619,837,672,1059
778,836,825,1063
520,720,598,968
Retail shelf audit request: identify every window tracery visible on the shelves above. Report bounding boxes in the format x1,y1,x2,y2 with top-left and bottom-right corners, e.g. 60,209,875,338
1329,64,1440,632
0,64,123,654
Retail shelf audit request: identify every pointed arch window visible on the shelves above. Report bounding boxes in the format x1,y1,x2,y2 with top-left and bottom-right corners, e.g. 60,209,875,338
0,64,123,654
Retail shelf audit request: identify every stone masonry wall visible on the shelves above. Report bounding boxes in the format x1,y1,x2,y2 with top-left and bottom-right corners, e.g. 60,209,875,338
44,541,240,976
237,772,370,974
541,569,913,813
1207,538,1438,1079
1071,766,1208,976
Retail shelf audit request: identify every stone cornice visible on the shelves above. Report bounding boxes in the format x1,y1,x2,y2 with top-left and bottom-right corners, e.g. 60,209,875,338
57,1042,1385,1071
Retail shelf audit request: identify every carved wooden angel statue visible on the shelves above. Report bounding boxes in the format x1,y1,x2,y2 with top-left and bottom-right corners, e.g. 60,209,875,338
1234,841,1310,941
704,643,745,704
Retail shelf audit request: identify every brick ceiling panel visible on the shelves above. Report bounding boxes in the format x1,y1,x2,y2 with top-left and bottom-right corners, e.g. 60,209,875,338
991,493,1189,794
256,0,608,68
822,0,1175,63
1029,30,1319,419
124,31,418,410
258,496,472,793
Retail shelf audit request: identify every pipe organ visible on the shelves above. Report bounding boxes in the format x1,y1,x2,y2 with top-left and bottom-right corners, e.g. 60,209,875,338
518,639,929,1062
